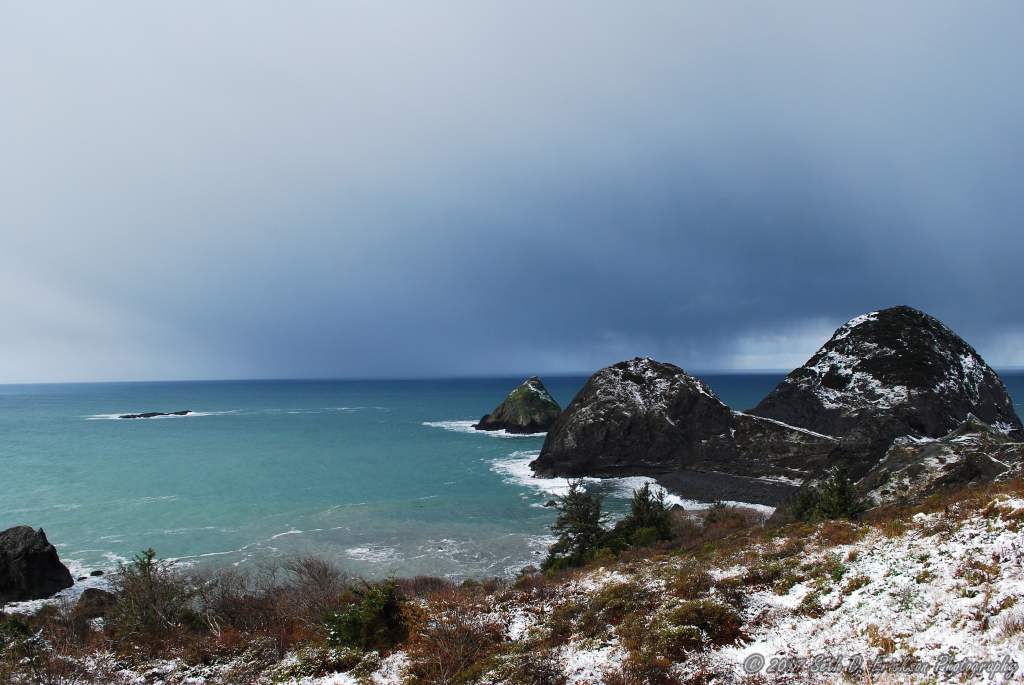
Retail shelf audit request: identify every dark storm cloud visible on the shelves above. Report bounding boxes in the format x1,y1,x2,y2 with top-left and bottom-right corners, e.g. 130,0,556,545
1,2,1022,382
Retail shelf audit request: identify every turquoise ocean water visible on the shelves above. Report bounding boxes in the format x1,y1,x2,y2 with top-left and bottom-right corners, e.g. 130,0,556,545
2,374,1021,580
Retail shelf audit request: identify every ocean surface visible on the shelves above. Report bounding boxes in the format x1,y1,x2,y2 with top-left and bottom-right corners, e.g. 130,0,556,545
3,374,1022,581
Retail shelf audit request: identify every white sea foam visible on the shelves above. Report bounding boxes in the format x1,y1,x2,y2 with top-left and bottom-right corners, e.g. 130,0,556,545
422,420,546,438
285,406,382,415
345,544,403,564
134,495,178,504
490,451,775,515
270,528,304,540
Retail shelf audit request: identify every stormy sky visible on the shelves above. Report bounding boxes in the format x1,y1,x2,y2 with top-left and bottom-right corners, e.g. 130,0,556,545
2,2,1022,383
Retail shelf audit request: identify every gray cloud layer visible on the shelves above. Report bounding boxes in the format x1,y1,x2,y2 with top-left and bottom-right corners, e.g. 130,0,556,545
2,2,1022,382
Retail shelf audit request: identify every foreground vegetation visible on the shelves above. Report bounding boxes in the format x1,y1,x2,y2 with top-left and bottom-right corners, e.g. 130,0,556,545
2,477,1023,684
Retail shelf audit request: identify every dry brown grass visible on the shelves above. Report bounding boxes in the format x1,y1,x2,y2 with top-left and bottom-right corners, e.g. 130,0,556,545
865,623,896,654
405,588,504,684
816,520,865,546
999,610,1024,638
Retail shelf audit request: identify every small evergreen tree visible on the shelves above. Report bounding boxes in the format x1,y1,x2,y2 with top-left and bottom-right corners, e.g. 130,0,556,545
790,466,865,521
542,480,605,571
109,548,194,637
618,483,673,545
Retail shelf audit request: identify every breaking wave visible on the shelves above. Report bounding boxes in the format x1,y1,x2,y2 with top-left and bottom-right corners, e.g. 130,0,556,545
490,450,774,515
422,420,546,438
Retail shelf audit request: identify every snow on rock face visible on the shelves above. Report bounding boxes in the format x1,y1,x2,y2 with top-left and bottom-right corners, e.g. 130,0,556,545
530,357,836,480
531,357,734,476
860,415,1024,507
751,306,1022,470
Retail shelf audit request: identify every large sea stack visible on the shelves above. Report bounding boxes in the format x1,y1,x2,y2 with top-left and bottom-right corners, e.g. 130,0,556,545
475,376,562,434
749,306,1022,473
0,526,74,603
530,357,836,480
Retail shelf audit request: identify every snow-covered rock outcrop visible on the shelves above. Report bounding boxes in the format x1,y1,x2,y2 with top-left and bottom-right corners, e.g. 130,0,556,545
750,306,1022,473
860,415,1024,506
530,357,836,480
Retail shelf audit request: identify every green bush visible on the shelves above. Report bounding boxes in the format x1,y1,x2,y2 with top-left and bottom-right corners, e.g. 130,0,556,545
621,484,673,542
670,561,713,600
665,599,742,647
324,580,406,651
543,482,676,572
633,599,743,661
790,466,866,522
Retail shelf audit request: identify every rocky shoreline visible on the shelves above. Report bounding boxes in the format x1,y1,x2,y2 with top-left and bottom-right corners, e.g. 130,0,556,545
654,469,799,508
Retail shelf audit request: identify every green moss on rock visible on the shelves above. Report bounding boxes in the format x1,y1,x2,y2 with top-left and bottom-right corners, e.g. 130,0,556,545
475,377,562,434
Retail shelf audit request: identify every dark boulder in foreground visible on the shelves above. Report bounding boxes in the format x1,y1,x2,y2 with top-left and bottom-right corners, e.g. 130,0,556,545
530,357,835,480
749,306,1022,473
74,587,116,620
475,377,562,434
118,410,191,419
0,526,74,603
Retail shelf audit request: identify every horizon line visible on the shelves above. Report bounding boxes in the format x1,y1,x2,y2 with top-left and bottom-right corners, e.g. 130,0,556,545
4,366,1024,387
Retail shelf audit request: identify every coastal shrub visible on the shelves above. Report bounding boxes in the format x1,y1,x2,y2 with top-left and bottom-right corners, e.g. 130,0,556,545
545,601,581,646
714,575,748,609
620,598,742,665
824,553,848,583
742,558,796,588
617,484,673,545
604,652,680,685
790,466,866,522
668,505,764,553
587,581,655,631
664,599,742,648
405,590,503,685
494,648,566,685
269,642,362,681
999,610,1024,638
549,581,657,645
796,590,825,618
0,612,96,685
189,556,351,655
843,574,871,593
282,557,348,626
670,560,713,600
109,548,197,642
817,520,863,545
397,575,456,598
542,481,605,572
324,580,406,652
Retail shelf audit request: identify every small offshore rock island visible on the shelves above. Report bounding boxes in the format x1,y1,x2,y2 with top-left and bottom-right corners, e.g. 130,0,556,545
474,376,562,434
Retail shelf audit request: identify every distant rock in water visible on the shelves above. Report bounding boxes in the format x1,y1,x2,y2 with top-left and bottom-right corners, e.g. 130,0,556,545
0,526,74,603
749,306,1022,472
475,377,561,434
118,410,191,419
530,357,835,480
